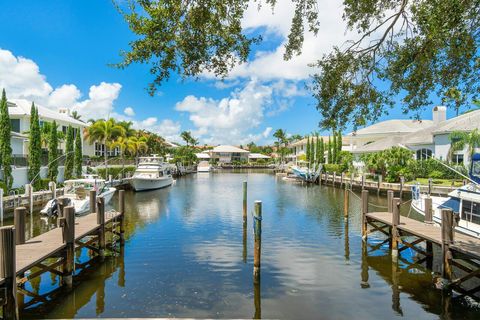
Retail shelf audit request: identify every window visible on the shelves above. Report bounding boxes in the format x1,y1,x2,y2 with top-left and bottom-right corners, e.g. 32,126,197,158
95,142,105,156
10,119,20,132
62,126,67,134
453,154,464,165
416,148,432,160
461,200,480,225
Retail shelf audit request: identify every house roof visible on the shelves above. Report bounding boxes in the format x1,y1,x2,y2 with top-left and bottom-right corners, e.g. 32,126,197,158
289,136,331,147
352,136,405,153
195,152,211,159
211,145,249,153
348,119,433,136
8,99,86,127
432,109,480,134
248,153,270,159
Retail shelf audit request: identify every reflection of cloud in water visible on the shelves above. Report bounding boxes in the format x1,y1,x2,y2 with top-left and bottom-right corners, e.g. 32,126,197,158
129,189,170,223
187,238,243,273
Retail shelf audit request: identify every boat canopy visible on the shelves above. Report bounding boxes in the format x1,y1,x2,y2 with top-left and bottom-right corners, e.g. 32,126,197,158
470,153,480,184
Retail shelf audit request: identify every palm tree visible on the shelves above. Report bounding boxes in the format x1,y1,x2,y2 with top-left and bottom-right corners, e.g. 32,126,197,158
180,131,194,146
128,136,148,161
273,129,288,163
117,120,136,137
85,118,126,176
112,136,130,178
71,111,82,120
449,129,480,163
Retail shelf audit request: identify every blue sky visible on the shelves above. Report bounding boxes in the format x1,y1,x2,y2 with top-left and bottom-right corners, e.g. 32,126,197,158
0,0,467,145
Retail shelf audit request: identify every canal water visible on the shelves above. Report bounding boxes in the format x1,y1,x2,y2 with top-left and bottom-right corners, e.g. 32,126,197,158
16,170,480,318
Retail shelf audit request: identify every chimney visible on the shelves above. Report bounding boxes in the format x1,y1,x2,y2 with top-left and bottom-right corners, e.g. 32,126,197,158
432,106,447,125
58,108,70,115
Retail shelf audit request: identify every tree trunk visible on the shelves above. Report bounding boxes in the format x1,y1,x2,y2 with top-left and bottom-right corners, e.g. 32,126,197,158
104,139,108,178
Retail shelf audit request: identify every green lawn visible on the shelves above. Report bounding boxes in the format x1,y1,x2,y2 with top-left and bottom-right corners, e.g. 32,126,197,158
406,178,464,187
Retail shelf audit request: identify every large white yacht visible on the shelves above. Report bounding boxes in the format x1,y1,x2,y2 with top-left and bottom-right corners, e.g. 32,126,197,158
41,177,116,216
130,155,173,191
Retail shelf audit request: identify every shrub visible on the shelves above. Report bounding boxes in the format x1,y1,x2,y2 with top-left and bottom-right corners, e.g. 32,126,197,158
96,166,136,179
324,163,342,173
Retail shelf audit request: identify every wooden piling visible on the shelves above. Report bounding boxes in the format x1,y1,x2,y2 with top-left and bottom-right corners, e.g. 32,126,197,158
428,178,432,195
399,176,404,200
119,190,125,243
387,190,394,213
57,197,69,218
63,206,75,288
340,172,344,188
361,174,365,190
97,196,106,258
333,172,337,187
49,181,57,200
343,189,349,220
14,207,26,245
243,181,247,222
243,219,247,264
441,209,454,282
361,190,369,239
90,190,97,214
253,200,262,281
0,226,18,319
424,197,433,224
391,197,401,261
377,175,382,195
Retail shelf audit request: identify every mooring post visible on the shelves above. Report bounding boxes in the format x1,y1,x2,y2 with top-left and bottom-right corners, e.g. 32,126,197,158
391,197,401,262
119,190,125,244
361,190,369,239
63,206,75,288
428,178,432,196
90,190,97,214
377,175,382,195
399,176,404,200
387,190,394,213
242,181,247,222
343,189,349,220
57,196,69,219
243,218,247,264
424,197,433,224
0,188,4,226
0,226,18,319
253,200,262,281
14,207,26,245
253,274,261,319
49,181,57,200
25,183,33,214
97,196,106,258
361,174,365,190
441,209,454,283
333,172,337,187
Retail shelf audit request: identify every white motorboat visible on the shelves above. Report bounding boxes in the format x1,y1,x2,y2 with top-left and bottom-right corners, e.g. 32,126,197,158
291,161,322,182
41,178,116,216
411,154,480,238
130,155,173,191
197,161,211,173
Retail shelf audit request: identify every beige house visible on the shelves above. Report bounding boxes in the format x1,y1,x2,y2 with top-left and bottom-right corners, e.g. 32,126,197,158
208,145,249,163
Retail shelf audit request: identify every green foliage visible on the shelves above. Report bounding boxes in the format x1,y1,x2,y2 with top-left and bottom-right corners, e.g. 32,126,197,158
337,131,342,160
450,129,480,160
180,131,198,146
172,146,197,165
28,103,42,189
403,158,468,181
0,89,13,190
337,151,353,172
327,137,333,163
114,0,319,95
311,0,480,129
318,138,325,164
48,120,59,181
97,166,136,180
246,142,273,155
74,131,82,177
332,131,337,164
273,129,288,163
362,147,414,182
64,125,74,180
324,163,342,173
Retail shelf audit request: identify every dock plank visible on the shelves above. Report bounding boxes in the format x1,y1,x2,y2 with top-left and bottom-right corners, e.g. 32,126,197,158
15,211,121,275
366,211,480,259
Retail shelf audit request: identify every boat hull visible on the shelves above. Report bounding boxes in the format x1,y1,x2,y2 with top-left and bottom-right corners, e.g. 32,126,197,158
197,166,211,172
130,176,173,191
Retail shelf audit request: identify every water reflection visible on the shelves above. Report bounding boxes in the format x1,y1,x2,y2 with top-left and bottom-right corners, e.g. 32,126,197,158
13,171,480,319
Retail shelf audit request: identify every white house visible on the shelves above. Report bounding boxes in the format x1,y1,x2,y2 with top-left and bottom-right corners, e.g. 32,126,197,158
248,153,271,162
352,106,480,168
7,100,96,157
208,145,249,163
287,136,350,164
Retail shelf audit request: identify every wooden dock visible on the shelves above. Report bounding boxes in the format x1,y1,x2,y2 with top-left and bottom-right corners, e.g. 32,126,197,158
0,190,126,319
358,189,480,298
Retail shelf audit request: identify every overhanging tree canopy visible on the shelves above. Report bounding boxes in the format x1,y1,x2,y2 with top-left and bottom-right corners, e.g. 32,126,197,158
115,0,480,129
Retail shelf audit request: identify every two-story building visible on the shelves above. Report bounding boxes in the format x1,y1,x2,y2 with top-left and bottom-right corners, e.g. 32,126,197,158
208,145,249,163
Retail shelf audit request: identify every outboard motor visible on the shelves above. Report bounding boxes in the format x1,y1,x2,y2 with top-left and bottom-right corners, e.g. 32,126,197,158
45,198,72,217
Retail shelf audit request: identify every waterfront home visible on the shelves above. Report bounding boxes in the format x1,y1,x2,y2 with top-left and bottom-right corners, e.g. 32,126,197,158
195,151,211,160
208,145,249,164
248,153,271,162
287,136,350,164
8,100,96,157
352,106,480,168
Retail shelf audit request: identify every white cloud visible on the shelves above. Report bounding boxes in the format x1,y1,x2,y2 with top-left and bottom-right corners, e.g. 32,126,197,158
124,106,135,116
262,127,272,138
175,78,274,144
130,117,181,142
48,84,81,109
141,117,157,127
72,82,122,120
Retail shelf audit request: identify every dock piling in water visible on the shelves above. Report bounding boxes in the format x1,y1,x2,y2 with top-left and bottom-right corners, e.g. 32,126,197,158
63,206,75,288
391,198,401,262
361,190,369,239
119,190,125,243
253,200,262,281
441,209,454,282
0,226,18,319
243,181,247,222
387,190,394,213
343,189,349,220
90,190,97,214
97,196,106,258
424,197,433,224
14,207,26,245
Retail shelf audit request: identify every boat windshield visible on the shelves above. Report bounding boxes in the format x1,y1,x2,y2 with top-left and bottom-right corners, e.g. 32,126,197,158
64,180,103,195
470,153,480,184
